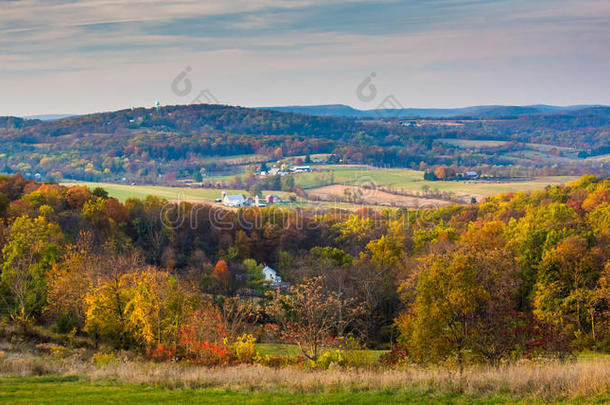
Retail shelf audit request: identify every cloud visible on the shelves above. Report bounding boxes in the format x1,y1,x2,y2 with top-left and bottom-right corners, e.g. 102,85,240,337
0,0,608,115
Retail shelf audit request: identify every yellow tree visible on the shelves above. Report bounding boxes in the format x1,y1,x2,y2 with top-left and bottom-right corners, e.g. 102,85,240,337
399,254,488,373
84,273,132,347
46,241,96,331
124,268,197,347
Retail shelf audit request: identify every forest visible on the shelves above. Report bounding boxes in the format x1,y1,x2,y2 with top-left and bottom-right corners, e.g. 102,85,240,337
0,172,609,372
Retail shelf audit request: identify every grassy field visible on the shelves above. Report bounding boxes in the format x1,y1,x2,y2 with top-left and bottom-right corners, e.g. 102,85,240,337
439,139,508,148
1,376,572,405
439,138,577,152
0,342,609,404
62,182,297,204
1,357,609,404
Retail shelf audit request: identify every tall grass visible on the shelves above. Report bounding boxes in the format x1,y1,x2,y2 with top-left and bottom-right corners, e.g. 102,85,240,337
1,348,609,400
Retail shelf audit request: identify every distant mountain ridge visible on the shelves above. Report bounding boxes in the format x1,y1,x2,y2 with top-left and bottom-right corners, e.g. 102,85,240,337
23,114,76,121
261,104,606,118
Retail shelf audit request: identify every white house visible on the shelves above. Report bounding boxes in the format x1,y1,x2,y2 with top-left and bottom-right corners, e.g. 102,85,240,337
254,195,267,207
221,192,246,207
262,265,282,284
292,166,311,173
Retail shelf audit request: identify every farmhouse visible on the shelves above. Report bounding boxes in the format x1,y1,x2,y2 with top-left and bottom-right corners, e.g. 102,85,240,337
291,165,311,173
262,265,282,284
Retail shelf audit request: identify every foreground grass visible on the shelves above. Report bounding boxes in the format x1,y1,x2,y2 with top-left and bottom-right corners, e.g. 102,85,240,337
1,376,605,404
1,346,609,403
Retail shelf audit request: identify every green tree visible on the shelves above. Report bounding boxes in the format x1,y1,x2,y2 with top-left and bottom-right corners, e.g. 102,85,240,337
280,175,295,192
249,183,263,197
1,215,64,322
91,187,109,199
534,235,603,340
242,259,265,293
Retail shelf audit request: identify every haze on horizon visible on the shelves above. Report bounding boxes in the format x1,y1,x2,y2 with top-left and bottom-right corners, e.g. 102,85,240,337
1,0,609,117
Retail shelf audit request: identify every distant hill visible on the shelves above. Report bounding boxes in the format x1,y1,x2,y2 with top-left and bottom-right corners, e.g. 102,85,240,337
260,104,606,119
23,114,75,121
0,103,608,182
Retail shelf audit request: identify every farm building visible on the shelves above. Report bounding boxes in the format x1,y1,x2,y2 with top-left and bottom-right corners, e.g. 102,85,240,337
221,192,246,207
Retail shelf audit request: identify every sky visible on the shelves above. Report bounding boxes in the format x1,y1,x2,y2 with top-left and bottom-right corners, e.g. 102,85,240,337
1,0,609,116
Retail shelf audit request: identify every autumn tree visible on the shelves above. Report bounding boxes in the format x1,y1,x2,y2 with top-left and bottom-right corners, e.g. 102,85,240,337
267,276,360,360
84,272,133,347
434,166,456,180
84,267,197,348
0,215,63,323
212,259,231,294
124,268,198,348
399,254,487,373
46,235,98,331
534,235,604,341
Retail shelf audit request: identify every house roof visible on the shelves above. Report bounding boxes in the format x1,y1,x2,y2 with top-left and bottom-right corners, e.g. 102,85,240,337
224,194,245,202
262,265,276,273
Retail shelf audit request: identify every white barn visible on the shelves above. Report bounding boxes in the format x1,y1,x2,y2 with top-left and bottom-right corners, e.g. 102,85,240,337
222,192,246,207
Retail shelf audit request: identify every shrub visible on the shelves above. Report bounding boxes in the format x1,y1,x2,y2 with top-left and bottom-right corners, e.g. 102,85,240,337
92,352,117,366
314,349,346,369
230,334,258,363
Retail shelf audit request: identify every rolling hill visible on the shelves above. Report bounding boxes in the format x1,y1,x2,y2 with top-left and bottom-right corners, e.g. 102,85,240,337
0,103,608,182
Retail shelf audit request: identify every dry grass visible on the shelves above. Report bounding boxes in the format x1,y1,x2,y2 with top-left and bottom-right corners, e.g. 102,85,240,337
1,345,609,401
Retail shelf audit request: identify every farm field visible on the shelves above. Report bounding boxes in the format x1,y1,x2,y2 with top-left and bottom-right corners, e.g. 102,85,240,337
201,153,268,165
293,167,579,199
438,138,508,148
61,182,250,202
65,170,579,207
438,138,577,152
307,184,452,208
61,181,376,210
